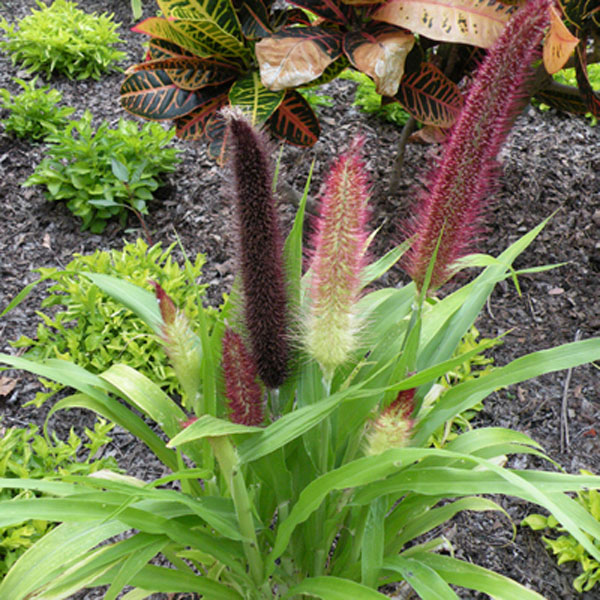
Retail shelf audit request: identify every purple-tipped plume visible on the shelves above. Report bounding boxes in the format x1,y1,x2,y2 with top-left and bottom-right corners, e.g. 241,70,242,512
305,137,371,377
225,110,289,388
404,0,551,292
222,328,264,426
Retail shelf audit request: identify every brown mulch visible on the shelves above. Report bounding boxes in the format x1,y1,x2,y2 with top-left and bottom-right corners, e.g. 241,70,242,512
1,1,599,598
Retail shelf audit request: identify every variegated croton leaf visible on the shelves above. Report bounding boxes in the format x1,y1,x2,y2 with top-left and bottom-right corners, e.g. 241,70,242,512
122,0,324,159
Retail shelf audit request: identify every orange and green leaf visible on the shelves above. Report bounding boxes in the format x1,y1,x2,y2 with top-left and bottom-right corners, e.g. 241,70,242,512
395,61,463,127
157,0,242,39
229,71,285,124
130,57,238,90
268,90,320,146
121,69,227,120
174,92,230,142
373,0,519,48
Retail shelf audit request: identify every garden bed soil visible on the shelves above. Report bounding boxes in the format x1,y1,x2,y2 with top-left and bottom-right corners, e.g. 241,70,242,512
1,1,599,598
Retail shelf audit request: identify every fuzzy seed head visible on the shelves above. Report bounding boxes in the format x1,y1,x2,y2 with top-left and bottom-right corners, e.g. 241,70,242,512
404,0,551,292
305,137,371,376
225,111,289,388
365,388,415,456
222,328,264,426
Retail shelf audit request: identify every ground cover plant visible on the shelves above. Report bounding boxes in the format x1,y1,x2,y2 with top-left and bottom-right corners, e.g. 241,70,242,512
0,0,125,80
0,419,118,580
0,77,74,141
7,240,211,407
23,112,181,233
1,2,600,598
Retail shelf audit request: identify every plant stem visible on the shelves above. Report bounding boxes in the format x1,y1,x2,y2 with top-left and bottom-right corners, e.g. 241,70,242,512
210,436,264,587
387,116,416,197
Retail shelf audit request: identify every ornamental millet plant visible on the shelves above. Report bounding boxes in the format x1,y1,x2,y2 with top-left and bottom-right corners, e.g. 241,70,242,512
225,109,289,389
404,0,552,293
305,137,371,379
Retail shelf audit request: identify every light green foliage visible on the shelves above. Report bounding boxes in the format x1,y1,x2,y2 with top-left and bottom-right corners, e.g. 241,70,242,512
425,325,500,448
11,239,210,408
523,475,600,592
298,88,334,114
539,64,600,125
0,0,125,80
339,69,411,126
24,111,180,232
0,419,117,578
0,78,74,141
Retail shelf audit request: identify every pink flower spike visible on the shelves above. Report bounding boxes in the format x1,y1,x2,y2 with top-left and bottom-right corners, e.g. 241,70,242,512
222,328,264,426
305,137,371,377
365,388,415,455
403,0,552,292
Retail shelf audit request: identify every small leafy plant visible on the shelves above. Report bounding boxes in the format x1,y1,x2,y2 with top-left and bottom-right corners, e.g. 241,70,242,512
523,476,600,593
9,239,210,407
0,419,118,579
24,111,180,233
0,0,125,80
339,70,411,127
0,78,74,141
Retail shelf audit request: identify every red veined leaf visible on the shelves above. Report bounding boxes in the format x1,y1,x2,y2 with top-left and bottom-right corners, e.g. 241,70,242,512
231,0,273,38
256,26,343,90
121,69,225,120
267,90,320,146
206,112,230,165
543,5,579,74
343,22,415,96
174,19,248,59
129,57,239,90
395,61,463,127
287,0,353,25
574,35,600,117
274,7,313,27
373,0,519,48
174,91,230,140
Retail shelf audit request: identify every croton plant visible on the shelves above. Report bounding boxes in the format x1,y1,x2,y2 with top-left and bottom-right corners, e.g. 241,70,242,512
120,0,600,161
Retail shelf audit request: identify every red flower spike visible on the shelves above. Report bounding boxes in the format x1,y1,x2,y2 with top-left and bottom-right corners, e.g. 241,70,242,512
222,328,264,426
403,0,551,292
224,109,289,389
149,281,177,327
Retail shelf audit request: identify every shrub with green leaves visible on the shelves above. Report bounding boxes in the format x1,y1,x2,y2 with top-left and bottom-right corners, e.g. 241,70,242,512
339,70,412,127
10,239,211,408
0,0,125,80
0,77,74,141
0,419,118,579
523,477,600,593
24,111,180,233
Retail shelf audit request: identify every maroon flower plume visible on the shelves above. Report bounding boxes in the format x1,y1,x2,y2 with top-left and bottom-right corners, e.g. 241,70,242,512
225,110,289,388
222,328,264,426
404,0,551,292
